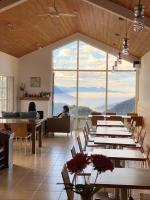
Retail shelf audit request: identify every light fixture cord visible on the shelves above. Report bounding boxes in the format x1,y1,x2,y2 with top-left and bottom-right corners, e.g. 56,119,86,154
54,0,56,8
125,18,128,38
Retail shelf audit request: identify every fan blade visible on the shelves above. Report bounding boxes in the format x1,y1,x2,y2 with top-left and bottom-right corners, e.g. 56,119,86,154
59,13,77,17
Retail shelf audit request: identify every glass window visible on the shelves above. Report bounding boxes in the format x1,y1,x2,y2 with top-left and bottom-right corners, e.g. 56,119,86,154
78,72,106,115
79,41,106,70
53,71,77,116
53,41,77,70
0,76,8,113
108,71,136,114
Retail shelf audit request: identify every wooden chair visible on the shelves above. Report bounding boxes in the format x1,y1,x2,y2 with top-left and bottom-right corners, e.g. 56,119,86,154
127,112,138,116
136,129,146,150
91,112,102,115
91,115,104,126
131,116,143,126
61,165,111,200
10,123,31,154
84,126,94,142
108,116,123,121
61,164,74,200
106,112,116,115
85,121,96,133
82,128,99,148
70,146,77,158
77,135,84,153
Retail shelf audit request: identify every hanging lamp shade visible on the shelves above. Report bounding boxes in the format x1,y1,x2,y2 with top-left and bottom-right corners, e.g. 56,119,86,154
122,37,129,55
133,0,144,32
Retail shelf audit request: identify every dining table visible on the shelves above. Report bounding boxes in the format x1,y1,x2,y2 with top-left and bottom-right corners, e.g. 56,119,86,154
95,128,132,137
0,118,45,154
90,168,150,200
97,120,124,127
96,126,129,132
94,137,137,148
92,148,146,167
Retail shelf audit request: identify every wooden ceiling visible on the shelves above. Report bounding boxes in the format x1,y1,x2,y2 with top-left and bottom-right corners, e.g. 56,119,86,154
0,0,150,58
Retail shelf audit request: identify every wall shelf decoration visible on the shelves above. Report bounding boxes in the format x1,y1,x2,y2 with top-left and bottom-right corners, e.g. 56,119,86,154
19,96,50,101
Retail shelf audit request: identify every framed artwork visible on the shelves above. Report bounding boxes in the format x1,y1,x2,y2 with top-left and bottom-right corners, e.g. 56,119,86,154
30,77,41,87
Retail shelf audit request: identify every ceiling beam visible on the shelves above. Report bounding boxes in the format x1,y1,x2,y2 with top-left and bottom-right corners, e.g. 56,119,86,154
0,0,28,13
82,0,150,30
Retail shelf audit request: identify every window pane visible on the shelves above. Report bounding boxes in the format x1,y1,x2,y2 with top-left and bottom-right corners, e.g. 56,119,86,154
108,71,136,114
79,41,106,70
53,41,77,69
78,72,106,116
53,71,76,115
108,54,135,70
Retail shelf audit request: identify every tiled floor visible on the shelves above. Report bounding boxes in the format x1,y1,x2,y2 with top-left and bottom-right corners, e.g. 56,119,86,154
0,132,149,200
0,133,76,200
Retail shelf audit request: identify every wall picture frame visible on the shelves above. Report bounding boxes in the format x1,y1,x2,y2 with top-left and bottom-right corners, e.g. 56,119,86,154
30,77,41,87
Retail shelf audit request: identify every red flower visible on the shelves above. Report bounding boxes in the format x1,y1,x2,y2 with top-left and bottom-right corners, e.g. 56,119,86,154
91,154,114,173
67,153,90,174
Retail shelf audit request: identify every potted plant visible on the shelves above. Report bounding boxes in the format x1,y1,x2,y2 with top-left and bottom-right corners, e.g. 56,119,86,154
65,153,114,200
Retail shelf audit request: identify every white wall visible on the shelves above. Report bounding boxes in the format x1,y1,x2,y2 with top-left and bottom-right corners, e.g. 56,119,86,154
138,50,150,132
0,51,18,111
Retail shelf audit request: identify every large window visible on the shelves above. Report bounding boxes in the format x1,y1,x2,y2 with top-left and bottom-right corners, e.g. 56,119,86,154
52,40,136,122
0,76,14,115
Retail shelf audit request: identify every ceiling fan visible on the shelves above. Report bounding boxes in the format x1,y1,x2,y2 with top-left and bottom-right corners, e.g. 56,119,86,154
39,0,77,18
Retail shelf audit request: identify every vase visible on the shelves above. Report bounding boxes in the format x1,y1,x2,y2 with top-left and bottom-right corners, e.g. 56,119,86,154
80,195,93,200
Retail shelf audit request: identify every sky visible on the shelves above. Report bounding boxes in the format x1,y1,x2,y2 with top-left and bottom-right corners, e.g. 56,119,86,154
53,40,136,110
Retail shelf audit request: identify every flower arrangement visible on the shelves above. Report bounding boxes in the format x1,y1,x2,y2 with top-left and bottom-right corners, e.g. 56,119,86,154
65,153,114,200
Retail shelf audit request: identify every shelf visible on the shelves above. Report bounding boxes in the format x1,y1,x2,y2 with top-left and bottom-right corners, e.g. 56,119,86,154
19,97,50,101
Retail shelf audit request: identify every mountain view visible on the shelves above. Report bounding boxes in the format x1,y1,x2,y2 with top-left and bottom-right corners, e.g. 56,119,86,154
53,85,135,116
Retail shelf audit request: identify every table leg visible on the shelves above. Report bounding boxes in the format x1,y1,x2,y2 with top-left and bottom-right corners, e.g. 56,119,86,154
120,188,127,200
31,126,36,154
38,124,42,148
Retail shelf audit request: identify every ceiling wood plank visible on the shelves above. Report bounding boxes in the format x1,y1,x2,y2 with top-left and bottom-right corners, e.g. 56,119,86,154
82,0,150,30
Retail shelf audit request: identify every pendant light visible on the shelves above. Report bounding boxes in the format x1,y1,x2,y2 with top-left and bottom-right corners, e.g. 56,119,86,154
133,0,144,32
122,19,129,55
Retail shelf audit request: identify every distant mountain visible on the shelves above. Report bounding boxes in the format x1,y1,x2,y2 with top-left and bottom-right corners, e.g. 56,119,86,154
108,98,135,115
54,86,123,94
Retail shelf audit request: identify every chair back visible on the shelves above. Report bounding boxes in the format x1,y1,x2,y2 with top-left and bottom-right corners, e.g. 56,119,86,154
61,164,74,200
10,123,29,137
135,126,143,141
131,116,143,126
108,116,122,121
138,129,146,147
106,112,116,115
127,112,138,116
77,135,84,153
91,112,101,115
85,121,90,132
71,146,77,157
83,127,88,146
91,115,104,126
130,121,136,134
